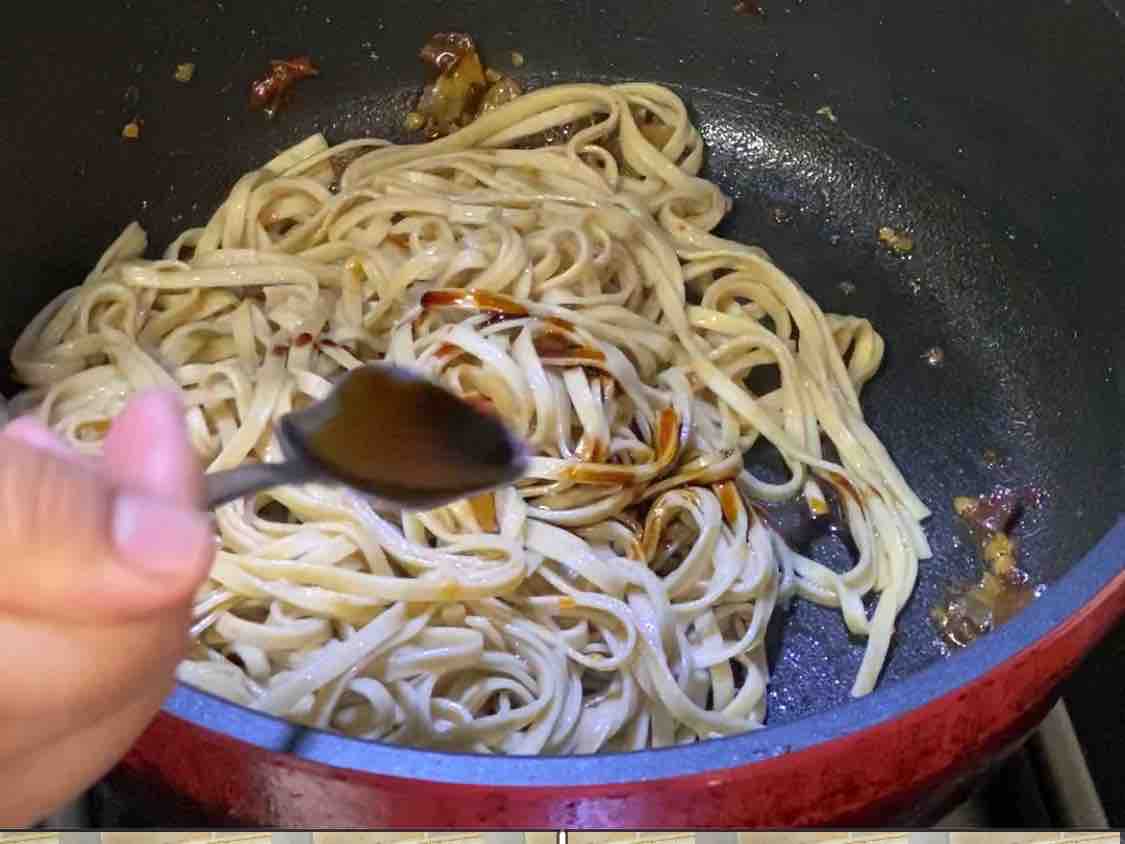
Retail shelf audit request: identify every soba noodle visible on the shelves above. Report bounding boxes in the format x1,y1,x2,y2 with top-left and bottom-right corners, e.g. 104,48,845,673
11,82,931,753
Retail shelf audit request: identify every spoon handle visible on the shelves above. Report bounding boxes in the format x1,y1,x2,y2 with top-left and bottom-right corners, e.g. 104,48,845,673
204,462,310,509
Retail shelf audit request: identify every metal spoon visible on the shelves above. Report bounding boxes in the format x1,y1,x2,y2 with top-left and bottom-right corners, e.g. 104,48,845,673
204,364,528,511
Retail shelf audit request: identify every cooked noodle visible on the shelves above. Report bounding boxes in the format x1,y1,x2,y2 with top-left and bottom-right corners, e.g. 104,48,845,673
11,82,931,753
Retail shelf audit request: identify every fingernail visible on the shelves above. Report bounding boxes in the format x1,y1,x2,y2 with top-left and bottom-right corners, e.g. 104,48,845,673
113,493,214,575
2,416,75,459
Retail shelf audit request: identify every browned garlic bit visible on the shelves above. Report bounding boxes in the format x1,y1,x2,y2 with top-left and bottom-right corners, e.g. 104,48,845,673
932,487,1043,649
411,32,524,138
878,225,914,254
733,0,766,16
249,56,319,118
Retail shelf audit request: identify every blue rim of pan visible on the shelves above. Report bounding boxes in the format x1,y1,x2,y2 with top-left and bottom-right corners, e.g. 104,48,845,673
163,516,1125,786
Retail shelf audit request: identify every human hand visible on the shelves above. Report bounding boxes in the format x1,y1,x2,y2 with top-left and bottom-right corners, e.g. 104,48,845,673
0,390,215,825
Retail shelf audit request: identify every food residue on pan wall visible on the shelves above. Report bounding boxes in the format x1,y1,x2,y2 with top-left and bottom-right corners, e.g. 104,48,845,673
878,225,914,254
733,0,766,17
922,345,945,367
931,486,1045,650
816,104,838,122
249,55,319,118
770,207,792,225
410,33,523,138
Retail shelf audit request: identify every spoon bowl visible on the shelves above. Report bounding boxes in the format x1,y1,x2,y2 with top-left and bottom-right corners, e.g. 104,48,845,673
204,364,528,511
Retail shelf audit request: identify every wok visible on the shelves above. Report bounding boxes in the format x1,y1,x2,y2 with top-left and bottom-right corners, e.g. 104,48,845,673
2,0,1123,828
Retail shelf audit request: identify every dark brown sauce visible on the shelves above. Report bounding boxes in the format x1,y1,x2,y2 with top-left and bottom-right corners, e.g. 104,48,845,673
422,288,529,317
733,0,766,16
531,332,606,364
565,464,637,486
516,115,599,150
538,347,606,365
749,480,858,568
824,470,862,504
544,316,575,331
284,366,525,507
435,342,463,361
656,407,681,462
479,312,526,329
329,148,368,185
714,480,742,525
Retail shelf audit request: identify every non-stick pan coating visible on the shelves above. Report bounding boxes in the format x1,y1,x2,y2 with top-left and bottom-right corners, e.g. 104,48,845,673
0,0,1121,734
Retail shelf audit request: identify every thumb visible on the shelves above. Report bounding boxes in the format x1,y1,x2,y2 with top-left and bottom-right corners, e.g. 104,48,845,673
0,402,214,622
102,390,204,509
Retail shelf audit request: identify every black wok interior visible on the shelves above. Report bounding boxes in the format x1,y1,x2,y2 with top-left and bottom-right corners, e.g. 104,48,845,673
1,0,1121,733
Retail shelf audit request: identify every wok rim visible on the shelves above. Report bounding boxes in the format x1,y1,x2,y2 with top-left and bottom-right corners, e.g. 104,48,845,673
160,517,1125,787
